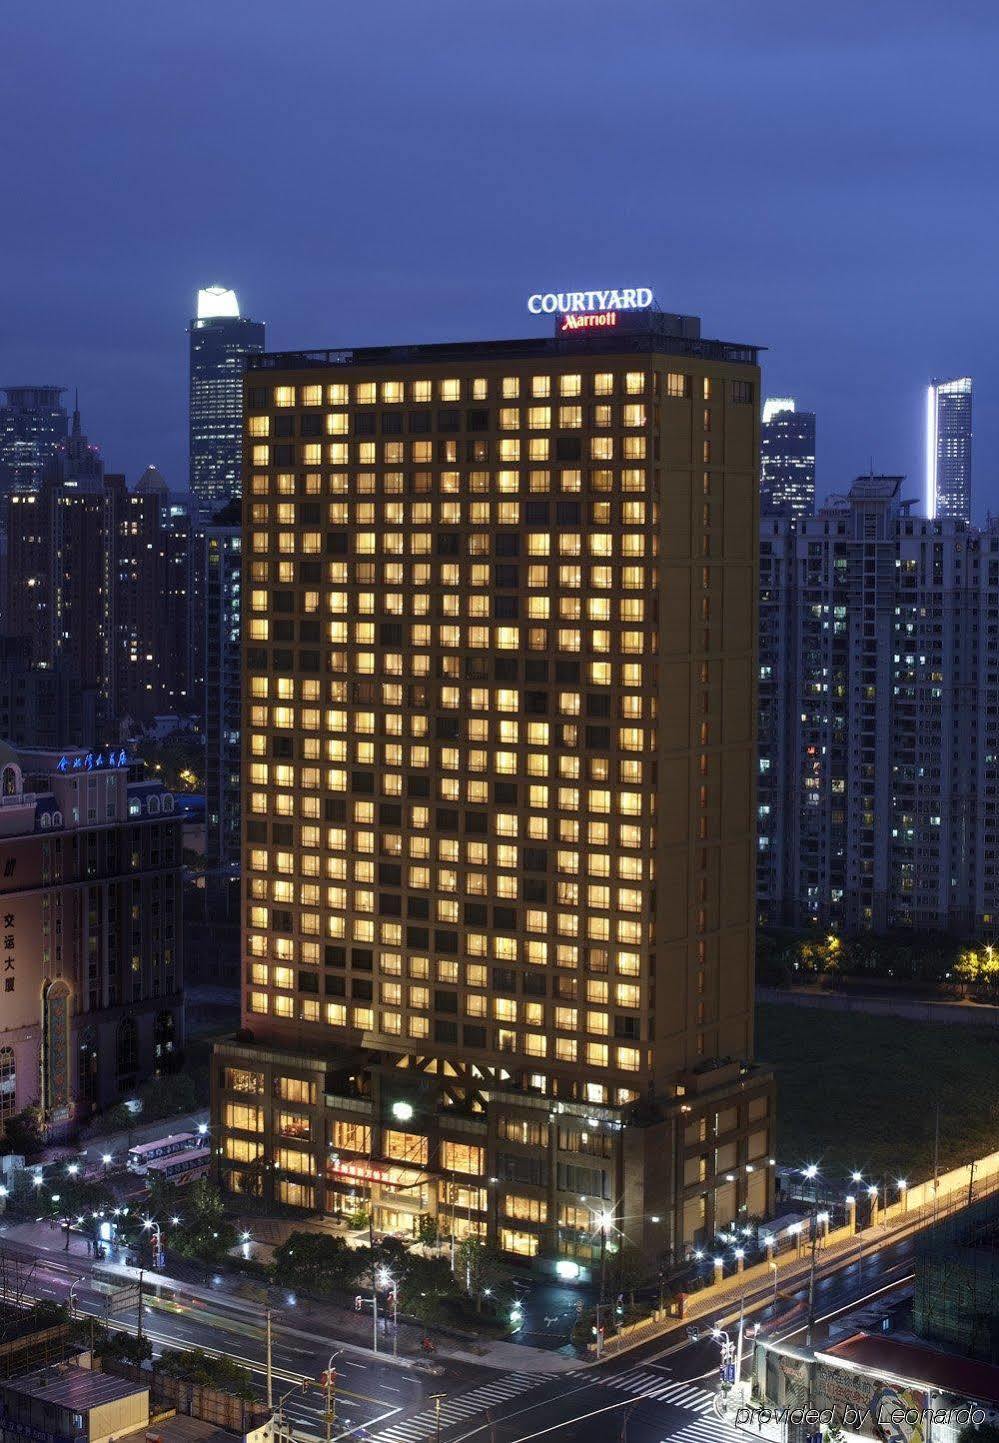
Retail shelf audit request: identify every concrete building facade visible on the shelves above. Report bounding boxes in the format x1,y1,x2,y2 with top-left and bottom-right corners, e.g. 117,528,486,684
0,743,184,1136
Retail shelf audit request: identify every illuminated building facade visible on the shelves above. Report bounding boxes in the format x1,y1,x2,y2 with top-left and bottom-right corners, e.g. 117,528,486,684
927,377,972,524
760,397,815,520
213,312,775,1269
0,744,184,1136
189,287,265,507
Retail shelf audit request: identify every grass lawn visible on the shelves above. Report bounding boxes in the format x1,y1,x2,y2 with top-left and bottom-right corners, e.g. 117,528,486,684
756,1003,999,1185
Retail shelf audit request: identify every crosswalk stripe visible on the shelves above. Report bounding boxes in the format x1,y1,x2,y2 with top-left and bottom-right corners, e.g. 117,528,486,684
659,1414,742,1442
370,1374,545,1441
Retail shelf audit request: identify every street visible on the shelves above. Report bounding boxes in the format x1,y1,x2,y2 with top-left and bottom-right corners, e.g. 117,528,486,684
0,1214,917,1443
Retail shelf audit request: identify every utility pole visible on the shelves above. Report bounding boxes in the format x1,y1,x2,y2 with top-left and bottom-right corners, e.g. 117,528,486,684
136,1268,145,1345
368,1213,379,1354
735,1294,745,1390
266,1309,273,1409
933,1100,941,1227
322,1351,340,1443
805,1177,819,1348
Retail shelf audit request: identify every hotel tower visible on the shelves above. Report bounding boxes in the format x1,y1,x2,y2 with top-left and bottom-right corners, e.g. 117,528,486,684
212,303,775,1273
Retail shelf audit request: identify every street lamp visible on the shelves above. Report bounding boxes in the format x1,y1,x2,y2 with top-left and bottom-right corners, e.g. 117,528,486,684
429,1393,447,1443
377,1266,398,1356
390,1099,414,1123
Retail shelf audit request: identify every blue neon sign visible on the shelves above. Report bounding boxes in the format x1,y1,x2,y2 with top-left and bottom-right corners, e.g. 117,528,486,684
57,749,129,773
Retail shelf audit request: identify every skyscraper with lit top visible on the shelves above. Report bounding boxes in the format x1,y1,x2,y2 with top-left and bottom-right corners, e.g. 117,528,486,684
760,397,815,520
927,377,972,523
188,287,265,508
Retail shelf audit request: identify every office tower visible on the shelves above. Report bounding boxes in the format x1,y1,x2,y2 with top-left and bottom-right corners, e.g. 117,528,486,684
758,476,983,933
0,744,184,1134
0,386,69,497
213,310,775,1268
188,286,265,507
760,397,816,519
927,377,972,523
202,514,242,877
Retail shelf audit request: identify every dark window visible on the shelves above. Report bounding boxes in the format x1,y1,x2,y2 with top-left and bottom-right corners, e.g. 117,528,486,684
434,990,458,1014
273,444,294,465
273,414,295,437
434,1020,458,1044
437,409,461,432
493,905,517,931
525,501,550,524
300,414,323,437
325,945,347,968
556,436,582,462
298,971,319,993
556,501,581,524
354,413,376,436
409,412,432,433
467,409,490,432
494,595,518,619
381,412,403,434
494,564,519,588
495,534,519,556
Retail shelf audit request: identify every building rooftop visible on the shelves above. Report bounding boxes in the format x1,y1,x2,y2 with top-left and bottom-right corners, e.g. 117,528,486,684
822,1332,999,1406
247,314,761,372
128,1415,252,1443
4,1365,146,1411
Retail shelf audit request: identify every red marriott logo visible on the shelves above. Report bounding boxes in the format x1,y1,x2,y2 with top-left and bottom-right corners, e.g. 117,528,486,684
559,310,618,333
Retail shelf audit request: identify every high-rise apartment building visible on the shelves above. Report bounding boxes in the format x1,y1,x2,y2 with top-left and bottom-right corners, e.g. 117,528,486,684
0,386,69,498
757,475,999,934
113,469,195,724
202,518,242,877
213,310,775,1269
189,287,265,508
0,743,184,1133
6,414,195,737
927,377,972,523
760,397,816,520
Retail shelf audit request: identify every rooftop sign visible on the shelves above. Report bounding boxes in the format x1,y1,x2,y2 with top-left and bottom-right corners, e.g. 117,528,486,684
527,288,654,316
57,749,129,773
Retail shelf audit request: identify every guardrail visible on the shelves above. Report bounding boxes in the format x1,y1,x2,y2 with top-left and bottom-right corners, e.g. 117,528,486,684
586,1146,999,1360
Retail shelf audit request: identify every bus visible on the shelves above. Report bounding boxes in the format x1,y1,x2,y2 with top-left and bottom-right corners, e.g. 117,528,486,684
143,1147,210,1187
127,1132,203,1174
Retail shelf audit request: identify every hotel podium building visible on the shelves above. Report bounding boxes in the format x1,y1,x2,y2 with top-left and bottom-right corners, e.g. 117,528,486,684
212,308,775,1271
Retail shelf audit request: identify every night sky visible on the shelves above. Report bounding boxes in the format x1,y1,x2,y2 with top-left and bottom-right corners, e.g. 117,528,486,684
3,1,997,513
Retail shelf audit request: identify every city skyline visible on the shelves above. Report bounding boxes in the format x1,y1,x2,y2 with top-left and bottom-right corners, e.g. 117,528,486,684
1,3,996,508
